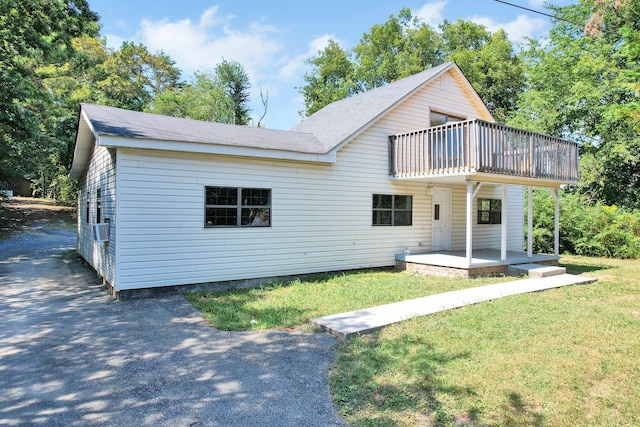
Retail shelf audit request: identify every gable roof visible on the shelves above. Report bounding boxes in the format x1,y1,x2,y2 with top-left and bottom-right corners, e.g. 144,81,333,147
291,61,493,150
70,62,493,179
69,104,327,179
80,103,326,152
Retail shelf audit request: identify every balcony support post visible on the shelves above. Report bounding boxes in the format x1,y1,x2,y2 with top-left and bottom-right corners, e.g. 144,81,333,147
551,187,560,256
501,184,508,261
527,186,533,258
466,181,473,266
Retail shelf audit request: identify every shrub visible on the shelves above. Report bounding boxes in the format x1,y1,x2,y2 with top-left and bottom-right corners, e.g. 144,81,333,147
528,189,640,259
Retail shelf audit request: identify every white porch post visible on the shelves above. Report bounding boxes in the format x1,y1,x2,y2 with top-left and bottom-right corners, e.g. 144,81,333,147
551,187,560,256
527,186,533,258
466,181,473,266
501,184,507,261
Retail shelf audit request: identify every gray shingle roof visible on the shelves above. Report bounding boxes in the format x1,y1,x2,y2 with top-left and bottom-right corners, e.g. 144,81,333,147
81,103,325,154
291,62,455,148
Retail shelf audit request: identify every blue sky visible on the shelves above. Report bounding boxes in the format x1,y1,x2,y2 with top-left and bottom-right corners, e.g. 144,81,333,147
88,0,576,130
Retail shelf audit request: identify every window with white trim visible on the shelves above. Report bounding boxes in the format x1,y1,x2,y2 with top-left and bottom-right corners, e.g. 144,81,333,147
372,194,413,226
205,186,271,228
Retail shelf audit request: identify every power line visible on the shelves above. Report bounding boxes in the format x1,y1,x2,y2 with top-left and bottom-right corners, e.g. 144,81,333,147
492,0,584,28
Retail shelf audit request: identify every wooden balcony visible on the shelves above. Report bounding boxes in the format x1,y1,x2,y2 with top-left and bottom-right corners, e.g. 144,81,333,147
389,119,579,184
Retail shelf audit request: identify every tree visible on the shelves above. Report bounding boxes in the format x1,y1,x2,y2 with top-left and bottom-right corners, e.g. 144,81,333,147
214,59,252,125
298,9,524,121
0,0,99,183
152,71,231,122
98,42,181,111
299,40,359,116
511,1,640,208
441,20,525,122
151,60,253,125
353,8,443,91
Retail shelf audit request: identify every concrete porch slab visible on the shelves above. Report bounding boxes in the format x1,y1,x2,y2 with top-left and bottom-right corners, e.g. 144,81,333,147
311,274,597,340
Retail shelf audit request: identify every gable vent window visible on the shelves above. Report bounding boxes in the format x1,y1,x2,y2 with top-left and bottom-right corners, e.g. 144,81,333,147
205,186,271,228
372,194,413,226
477,198,502,224
86,193,90,224
96,188,102,224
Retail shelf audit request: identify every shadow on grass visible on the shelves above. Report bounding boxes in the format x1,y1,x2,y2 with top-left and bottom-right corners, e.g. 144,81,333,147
187,292,313,331
493,392,545,427
330,333,477,426
559,260,615,275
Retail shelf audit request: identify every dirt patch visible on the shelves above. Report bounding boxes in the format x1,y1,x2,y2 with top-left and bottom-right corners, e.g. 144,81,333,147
1,196,76,234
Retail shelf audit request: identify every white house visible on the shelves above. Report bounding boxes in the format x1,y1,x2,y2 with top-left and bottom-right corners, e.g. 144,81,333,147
70,62,578,298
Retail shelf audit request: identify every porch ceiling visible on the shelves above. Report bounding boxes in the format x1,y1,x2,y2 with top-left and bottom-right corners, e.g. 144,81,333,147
391,172,566,188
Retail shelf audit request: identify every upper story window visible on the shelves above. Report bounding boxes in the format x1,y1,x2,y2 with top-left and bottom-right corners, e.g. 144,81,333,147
205,186,271,228
372,194,413,226
430,111,464,127
477,198,502,224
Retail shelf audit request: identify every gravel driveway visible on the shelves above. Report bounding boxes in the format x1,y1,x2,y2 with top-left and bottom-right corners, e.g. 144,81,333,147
0,221,346,426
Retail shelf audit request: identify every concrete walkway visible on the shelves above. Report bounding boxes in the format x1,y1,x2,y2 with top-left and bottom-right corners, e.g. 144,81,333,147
311,273,597,340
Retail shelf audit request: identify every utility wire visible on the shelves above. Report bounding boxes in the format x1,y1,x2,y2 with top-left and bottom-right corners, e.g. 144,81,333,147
492,0,583,27
492,0,620,36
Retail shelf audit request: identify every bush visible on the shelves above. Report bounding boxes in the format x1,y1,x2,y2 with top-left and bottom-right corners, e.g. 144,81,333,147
528,189,640,259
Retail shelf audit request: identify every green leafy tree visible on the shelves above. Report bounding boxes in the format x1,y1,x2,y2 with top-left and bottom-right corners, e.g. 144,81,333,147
299,9,524,121
353,8,443,91
98,41,181,111
442,20,525,122
152,60,253,125
152,71,232,122
0,0,99,183
511,1,640,208
299,40,359,116
214,59,252,125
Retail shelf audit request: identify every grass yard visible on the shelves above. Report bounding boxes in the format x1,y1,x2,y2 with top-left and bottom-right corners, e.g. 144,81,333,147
187,256,640,426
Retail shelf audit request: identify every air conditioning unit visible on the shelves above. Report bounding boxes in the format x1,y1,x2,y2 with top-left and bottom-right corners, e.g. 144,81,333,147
93,223,110,243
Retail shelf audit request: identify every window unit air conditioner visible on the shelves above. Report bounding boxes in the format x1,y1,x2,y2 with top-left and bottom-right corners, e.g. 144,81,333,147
93,223,110,243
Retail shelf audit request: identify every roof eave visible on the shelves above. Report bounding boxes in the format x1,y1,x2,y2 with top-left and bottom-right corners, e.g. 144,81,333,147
331,62,480,153
69,108,99,180
98,135,337,164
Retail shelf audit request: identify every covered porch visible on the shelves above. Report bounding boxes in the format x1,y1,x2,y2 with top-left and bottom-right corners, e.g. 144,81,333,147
396,249,560,278
389,119,579,277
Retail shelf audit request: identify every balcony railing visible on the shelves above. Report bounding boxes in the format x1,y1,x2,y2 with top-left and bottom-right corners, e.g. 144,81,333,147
389,119,579,183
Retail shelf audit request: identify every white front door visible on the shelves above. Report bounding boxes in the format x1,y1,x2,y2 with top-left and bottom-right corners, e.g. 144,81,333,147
432,187,452,251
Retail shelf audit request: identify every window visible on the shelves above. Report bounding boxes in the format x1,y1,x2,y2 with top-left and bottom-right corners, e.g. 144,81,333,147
205,186,271,228
477,198,502,224
96,188,102,224
86,193,90,224
430,111,464,127
372,194,412,226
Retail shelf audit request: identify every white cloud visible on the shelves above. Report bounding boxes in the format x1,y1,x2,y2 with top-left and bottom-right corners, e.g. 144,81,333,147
277,33,344,82
469,14,547,43
134,6,282,82
104,33,126,49
414,1,448,27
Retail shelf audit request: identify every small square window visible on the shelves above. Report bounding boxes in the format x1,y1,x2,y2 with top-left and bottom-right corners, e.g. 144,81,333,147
478,198,502,224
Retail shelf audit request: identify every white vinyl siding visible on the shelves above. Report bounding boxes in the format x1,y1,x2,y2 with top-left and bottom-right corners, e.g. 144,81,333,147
471,185,524,251
77,144,116,285
78,67,524,291
114,143,433,290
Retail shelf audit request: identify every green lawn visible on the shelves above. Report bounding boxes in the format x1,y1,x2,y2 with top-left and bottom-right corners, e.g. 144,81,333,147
187,256,640,426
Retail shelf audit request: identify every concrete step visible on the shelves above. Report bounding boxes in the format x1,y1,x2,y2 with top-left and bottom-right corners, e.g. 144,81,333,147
311,274,596,340
507,263,566,278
